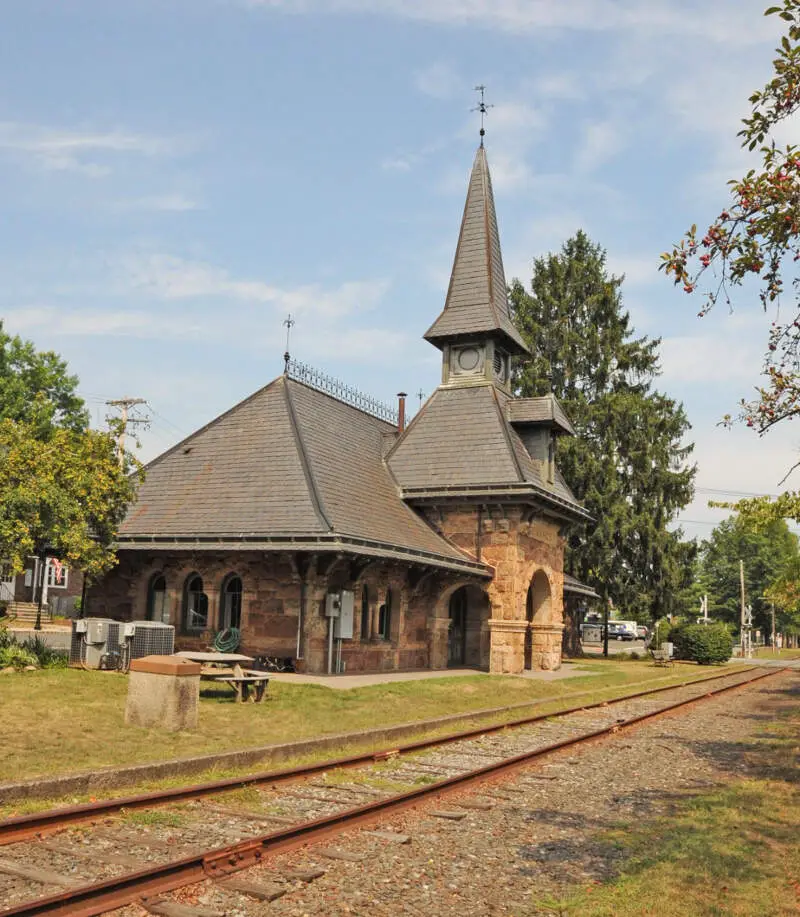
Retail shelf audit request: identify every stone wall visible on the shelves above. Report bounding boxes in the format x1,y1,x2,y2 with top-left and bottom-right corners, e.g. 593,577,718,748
422,504,566,675
88,550,479,675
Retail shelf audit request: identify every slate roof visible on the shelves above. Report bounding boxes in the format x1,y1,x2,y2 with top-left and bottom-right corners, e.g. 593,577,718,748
387,383,590,521
507,395,576,436
424,146,530,356
118,376,489,576
563,574,600,600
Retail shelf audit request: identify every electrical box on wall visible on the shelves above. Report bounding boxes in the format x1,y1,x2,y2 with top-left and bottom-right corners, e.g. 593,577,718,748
334,590,354,639
325,592,341,617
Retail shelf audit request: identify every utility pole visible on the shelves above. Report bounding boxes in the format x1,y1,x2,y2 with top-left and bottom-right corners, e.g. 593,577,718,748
771,601,776,655
739,559,746,657
106,398,148,466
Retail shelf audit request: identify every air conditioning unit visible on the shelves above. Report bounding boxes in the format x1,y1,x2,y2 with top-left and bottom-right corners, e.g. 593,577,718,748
124,620,175,659
70,618,121,669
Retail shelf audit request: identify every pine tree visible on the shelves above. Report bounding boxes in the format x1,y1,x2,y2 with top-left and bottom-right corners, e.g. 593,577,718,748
509,231,697,649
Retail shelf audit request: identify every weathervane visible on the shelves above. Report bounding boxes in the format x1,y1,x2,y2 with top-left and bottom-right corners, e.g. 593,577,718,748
283,313,295,372
471,85,494,145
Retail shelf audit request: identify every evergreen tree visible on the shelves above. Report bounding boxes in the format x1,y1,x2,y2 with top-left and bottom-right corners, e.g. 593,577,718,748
509,231,696,647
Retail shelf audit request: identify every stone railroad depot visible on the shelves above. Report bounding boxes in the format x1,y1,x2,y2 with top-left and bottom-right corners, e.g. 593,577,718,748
89,142,597,675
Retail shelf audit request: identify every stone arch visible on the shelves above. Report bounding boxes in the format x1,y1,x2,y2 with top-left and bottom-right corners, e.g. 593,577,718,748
528,570,554,625
445,584,491,669
424,577,485,670
525,569,562,671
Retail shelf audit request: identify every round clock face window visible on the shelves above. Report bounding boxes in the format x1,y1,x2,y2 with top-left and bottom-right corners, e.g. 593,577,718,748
457,347,481,372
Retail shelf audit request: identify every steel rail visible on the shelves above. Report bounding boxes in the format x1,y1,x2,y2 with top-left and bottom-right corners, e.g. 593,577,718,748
0,665,761,847
0,666,785,917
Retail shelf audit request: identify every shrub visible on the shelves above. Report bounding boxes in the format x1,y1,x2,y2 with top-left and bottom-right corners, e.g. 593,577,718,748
0,625,14,650
21,636,68,669
668,622,733,665
0,645,39,670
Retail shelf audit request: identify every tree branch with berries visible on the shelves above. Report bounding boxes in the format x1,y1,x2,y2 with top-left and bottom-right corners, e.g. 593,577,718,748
661,0,800,525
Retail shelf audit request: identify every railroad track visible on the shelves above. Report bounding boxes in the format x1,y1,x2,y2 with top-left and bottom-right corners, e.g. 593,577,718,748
0,665,786,917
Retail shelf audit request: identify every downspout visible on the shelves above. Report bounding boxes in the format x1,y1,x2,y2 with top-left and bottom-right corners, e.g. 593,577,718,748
296,575,306,661
476,505,483,562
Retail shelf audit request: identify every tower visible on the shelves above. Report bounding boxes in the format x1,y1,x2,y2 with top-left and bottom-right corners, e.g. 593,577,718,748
388,140,589,674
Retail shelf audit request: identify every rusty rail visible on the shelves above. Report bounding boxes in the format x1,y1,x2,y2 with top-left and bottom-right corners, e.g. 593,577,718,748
0,665,785,917
0,665,760,847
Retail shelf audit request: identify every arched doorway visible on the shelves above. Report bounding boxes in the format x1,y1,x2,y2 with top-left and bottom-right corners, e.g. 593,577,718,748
525,571,553,670
447,586,490,668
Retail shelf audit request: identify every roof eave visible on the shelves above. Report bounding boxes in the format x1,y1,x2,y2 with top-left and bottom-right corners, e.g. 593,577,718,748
114,532,493,579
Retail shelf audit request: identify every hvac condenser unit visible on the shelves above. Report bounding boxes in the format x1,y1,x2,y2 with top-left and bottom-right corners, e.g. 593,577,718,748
70,618,121,669
123,621,175,659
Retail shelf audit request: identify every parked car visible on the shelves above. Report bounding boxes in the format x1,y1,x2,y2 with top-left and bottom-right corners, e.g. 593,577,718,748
608,621,637,641
637,625,648,640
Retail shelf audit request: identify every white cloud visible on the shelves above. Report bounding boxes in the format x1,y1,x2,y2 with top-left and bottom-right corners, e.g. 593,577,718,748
243,0,778,45
659,315,769,386
573,120,626,174
113,253,389,320
0,122,182,176
1,306,203,338
414,62,461,100
111,194,201,212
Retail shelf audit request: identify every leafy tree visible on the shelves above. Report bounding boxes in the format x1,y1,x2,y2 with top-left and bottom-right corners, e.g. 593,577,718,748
0,328,140,579
0,321,88,435
510,231,697,648
661,1,800,523
697,514,799,637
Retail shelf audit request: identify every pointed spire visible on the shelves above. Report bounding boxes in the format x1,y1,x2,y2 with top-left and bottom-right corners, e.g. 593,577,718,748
424,146,530,356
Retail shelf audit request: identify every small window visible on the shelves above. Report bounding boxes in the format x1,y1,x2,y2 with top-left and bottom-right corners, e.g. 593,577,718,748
360,583,370,640
221,575,243,630
147,573,169,623
378,588,393,641
547,436,555,484
183,574,208,631
46,560,68,589
493,349,506,382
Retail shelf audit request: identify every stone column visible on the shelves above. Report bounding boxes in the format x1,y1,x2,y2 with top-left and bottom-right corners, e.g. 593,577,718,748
487,619,527,674
529,623,565,671
428,616,450,669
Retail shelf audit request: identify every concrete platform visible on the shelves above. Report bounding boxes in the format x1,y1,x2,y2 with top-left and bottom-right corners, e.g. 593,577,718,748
269,663,597,690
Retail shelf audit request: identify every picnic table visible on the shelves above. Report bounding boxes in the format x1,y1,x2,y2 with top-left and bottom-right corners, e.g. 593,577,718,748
175,651,270,702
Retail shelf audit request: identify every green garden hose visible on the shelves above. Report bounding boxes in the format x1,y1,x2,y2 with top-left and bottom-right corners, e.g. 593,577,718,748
213,627,241,653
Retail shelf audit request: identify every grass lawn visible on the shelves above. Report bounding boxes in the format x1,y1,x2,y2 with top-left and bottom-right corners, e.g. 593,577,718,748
0,659,739,789
754,647,800,660
535,704,800,916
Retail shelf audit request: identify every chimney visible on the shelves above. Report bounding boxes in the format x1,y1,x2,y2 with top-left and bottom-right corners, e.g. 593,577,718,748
397,392,407,432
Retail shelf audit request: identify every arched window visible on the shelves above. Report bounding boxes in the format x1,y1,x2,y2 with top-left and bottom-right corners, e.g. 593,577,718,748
378,588,393,641
183,574,208,632
360,583,370,641
221,575,242,630
147,574,168,624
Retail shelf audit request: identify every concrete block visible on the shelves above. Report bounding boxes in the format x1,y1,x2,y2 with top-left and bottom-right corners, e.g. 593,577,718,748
125,655,200,731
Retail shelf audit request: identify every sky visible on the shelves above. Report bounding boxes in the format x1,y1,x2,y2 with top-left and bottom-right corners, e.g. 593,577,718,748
1,0,797,542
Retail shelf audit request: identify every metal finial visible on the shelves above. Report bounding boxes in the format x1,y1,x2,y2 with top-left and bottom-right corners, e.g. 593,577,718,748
283,313,295,372
471,85,494,145
417,388,425,408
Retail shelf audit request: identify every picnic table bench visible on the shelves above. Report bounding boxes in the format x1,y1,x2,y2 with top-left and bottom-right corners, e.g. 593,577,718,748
651,643,674,667
208,665,270,702
176,651,270,703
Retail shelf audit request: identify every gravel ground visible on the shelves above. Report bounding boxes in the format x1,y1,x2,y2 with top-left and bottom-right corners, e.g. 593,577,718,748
91,667,799,917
